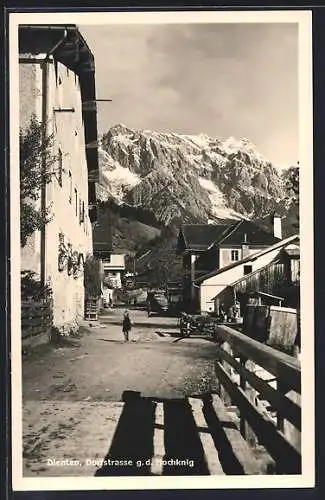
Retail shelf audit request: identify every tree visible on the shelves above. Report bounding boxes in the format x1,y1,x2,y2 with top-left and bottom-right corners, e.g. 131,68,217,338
285,166,299,204
84,255,103,298
284,165,299,231
20,115,57,247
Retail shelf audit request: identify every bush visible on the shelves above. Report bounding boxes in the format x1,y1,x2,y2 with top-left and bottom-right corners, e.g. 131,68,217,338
21,270,52,301
84,255,103,298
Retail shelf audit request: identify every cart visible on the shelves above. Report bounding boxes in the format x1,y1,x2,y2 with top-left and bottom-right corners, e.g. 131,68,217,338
178,313,221,338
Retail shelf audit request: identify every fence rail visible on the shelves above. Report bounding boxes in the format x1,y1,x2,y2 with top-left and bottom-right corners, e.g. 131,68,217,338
213,324,301,474
21,300,53,339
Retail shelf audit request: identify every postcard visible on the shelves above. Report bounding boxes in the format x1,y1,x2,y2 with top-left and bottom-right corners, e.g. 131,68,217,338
9,8,314,491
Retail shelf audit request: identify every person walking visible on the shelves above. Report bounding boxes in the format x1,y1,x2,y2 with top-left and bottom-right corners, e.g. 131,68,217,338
122,310,132,342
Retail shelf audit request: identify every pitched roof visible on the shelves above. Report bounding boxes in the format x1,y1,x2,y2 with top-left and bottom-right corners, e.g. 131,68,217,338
217,219,280,247
179,224,233,251
195,234,299,284
178,219,280,253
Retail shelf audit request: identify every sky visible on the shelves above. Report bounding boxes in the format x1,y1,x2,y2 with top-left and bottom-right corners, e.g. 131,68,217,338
80,22,298,168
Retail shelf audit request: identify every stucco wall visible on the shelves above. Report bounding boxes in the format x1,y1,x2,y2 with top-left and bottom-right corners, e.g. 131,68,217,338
219,246,266,269
200,248,281,312
19,56,43,129
103,254,125,269
20,56,93,331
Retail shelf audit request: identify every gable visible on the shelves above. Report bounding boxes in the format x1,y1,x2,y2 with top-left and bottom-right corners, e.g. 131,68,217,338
220,220,279,247
179,223,235,251
176,230,187,253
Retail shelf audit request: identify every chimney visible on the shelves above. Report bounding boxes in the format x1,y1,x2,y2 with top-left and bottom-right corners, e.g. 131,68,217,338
272,212,282,239
241,232,249,258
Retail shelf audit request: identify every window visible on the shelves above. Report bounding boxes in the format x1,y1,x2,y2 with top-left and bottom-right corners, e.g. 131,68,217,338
290,259,300,284
244,265,253,275
75,188,78,216
57,148,63,186
68,171,72,203
54,60,58,86
79,200,85,224
231,250,239,262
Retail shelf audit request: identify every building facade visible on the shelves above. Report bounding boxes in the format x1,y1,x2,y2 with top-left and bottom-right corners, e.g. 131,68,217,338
195,235,299,313
177,216,282,312
19,25,99,332
102,254,126,289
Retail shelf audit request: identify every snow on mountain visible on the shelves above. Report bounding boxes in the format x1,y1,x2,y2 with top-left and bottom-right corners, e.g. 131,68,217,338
99,148,141,203
198,177,244,220
221,136,270,165
98,124,287,225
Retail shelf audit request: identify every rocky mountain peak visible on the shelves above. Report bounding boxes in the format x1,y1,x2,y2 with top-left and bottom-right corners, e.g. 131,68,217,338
98,124,288,227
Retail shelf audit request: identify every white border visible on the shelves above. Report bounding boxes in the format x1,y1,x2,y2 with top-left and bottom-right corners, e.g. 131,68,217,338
10,9,314,491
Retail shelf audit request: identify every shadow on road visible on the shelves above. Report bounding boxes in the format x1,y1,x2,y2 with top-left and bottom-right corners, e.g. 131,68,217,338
99,320,178,330
95,391,155,476
156,330,180,337
100,317,175,329
95,391,210,476
172,336,216,344
96,339,126,344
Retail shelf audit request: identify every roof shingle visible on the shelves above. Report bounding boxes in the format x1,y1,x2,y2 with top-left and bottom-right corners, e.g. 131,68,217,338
180,223,235,251
219,220,280,246
179,219,280,252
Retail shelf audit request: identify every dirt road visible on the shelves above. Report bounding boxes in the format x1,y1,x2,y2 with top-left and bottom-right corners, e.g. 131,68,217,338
22,308,220,477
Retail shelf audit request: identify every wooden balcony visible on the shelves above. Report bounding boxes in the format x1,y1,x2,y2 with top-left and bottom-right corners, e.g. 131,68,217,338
233,261,300,308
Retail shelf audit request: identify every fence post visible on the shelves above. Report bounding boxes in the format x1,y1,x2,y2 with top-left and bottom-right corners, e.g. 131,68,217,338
220,341,233,407
276,378,285,432
245,359,258,447
239,355,247,439
215,340,233,406
282,346,301,452
215,341,223,398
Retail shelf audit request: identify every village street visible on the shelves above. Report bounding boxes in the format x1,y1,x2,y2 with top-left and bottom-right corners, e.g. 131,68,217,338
22,308,220,477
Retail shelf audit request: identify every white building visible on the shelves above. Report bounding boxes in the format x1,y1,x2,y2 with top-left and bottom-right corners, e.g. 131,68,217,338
195,235,299,313
102,254,126,289
19,25,99,332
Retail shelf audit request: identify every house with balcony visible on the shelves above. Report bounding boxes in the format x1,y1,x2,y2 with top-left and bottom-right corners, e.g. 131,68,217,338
176,214,282,311
194,234,299,314
19,24,99,332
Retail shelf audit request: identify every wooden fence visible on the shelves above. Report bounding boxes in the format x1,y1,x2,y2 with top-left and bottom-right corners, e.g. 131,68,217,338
214,324,301,474
21,300,53,339
243,305,299,353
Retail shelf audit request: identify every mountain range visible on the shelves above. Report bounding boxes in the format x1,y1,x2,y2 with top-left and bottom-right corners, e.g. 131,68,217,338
94,124,298,284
